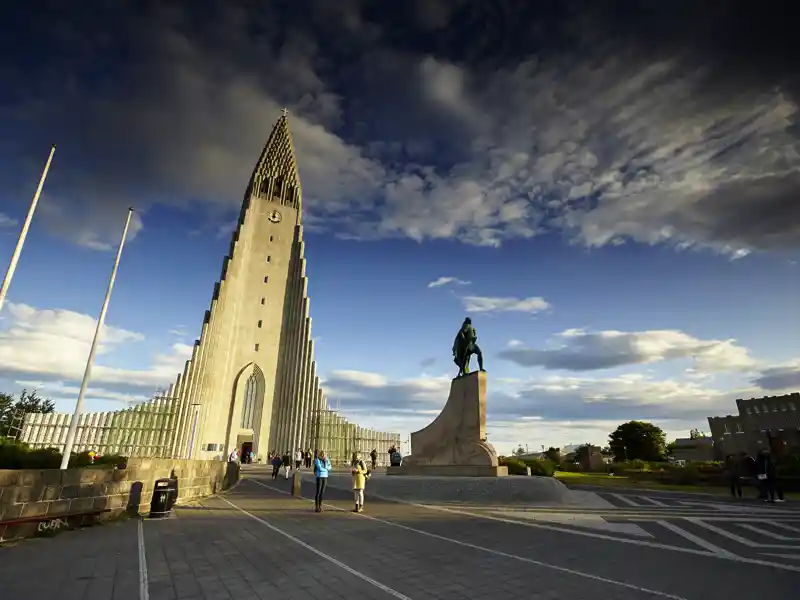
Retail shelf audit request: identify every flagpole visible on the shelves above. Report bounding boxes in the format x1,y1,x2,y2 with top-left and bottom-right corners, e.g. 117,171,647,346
60,207,135,469
0,144,56,315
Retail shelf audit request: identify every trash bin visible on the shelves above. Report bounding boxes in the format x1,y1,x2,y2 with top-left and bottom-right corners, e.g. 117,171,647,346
149,478,174,518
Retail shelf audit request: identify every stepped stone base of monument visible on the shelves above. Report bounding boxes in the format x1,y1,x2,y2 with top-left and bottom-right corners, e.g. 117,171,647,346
317,472,573,505
387,465,507,477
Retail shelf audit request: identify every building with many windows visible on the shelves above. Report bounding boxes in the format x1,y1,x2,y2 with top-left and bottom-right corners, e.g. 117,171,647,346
707,392,800,456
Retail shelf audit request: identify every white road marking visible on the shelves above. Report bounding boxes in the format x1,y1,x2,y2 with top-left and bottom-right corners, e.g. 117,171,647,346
137,519,149,600
244,478,688,599
769,521,800,534
495,510,654,538
685,518,800,550
636,496,669,507
738,523,800,541
760,552,800,561
654,520,737,558
608,493,643,507
245,476,800,573
677,501,758,513
218,495,413,600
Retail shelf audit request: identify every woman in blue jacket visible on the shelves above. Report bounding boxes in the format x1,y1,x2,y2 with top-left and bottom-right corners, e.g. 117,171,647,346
313,450,331,512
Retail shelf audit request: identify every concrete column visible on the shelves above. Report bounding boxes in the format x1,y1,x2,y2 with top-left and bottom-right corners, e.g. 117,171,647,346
271,230,301,452
298,355,315,448
274,237,298,452
288,311,310,451
280,272,307,451
169,366,188,456
176,343,200,457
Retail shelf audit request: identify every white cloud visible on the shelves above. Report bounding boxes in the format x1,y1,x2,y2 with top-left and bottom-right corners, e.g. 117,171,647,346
13,379,151,408
499,328,757,372
316,366,785,453
507,339,524,347
0,303,191,389
0,213,17,228
427,276,471,288
461,295,550,314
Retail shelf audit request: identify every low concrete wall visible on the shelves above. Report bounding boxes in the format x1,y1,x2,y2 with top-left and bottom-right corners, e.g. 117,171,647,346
0,458,239,543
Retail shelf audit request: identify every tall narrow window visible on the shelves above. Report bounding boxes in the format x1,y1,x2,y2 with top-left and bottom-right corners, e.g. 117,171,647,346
266,255,271,263
263,276,268,283
254,343,260,351
257,320,262,328
260,297,265,305
240,370,261,429
269,235,273,242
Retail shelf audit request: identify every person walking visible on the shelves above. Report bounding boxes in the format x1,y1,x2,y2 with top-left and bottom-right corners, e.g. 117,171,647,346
370,448,378,470
271,453,282,480
295,448,303,471
282,450,292,479
351,451,370,513
313,449,331,512
725,453,743,499
305,448,312,469
756,448,785,503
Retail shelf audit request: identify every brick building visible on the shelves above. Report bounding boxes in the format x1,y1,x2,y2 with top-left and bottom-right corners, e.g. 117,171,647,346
707,392,800,457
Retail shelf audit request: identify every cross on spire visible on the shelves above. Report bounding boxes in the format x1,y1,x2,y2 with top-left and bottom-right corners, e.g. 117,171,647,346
281,107,288,117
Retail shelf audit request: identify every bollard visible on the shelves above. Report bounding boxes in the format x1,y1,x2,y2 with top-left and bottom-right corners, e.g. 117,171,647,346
291,469,302,497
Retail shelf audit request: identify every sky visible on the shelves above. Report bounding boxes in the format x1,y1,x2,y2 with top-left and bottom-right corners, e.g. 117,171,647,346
0,0,798,454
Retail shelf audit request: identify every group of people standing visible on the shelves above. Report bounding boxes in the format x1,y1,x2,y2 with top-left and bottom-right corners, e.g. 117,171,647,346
726,448,785,502
268,448,315,479
310,450,371,513
231,445,381,513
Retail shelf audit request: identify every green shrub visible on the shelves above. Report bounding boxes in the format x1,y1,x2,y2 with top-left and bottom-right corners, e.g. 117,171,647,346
558,461,582,473
777,455,800,477
0,440,124,470
499,457,530,475
523,458,555,477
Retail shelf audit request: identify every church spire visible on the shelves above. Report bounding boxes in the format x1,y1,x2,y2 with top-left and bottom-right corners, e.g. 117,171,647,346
247,110,302,212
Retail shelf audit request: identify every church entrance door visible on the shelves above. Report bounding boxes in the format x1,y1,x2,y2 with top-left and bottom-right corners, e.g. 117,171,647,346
241,441,253,463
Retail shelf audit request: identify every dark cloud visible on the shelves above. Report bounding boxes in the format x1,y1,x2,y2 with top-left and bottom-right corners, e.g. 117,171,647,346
0,1,797,253
752,364,800,391
419,357,437,368
320,367,754,426
498,329,755,372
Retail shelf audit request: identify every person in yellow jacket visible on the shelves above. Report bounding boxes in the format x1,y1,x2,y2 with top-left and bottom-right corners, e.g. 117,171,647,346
351,451,370,512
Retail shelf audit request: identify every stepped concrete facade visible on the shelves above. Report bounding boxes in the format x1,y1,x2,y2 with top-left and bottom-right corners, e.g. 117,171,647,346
19,113,400,463
165,113,399,461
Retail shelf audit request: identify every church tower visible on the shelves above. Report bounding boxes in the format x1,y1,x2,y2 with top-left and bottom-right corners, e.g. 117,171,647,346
167,111,324,459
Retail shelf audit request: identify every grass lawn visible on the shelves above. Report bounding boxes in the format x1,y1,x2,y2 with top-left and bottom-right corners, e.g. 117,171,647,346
555,470,800,499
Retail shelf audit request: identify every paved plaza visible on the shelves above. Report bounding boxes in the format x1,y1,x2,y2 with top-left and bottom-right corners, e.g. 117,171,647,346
1,467,799,600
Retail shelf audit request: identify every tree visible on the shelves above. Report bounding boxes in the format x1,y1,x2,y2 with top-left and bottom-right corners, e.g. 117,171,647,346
512,445,526,456
543,446,561,463
689,428,707,439
608,421,666,462
0,389,55,437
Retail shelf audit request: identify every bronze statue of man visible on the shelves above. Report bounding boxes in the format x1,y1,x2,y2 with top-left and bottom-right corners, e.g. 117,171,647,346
452,317,485,377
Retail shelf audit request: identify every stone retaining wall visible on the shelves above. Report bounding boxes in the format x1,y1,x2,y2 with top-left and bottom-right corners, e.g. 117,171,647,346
0,458,239,543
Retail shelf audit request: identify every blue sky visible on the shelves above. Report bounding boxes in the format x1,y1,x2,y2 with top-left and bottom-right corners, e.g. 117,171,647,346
1,1,798,453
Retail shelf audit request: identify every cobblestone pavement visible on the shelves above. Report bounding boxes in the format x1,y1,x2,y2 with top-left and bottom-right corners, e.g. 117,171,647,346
2,469,799,600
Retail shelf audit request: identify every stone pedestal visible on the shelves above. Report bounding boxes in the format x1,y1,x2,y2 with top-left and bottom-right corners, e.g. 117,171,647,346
389,371,507,477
